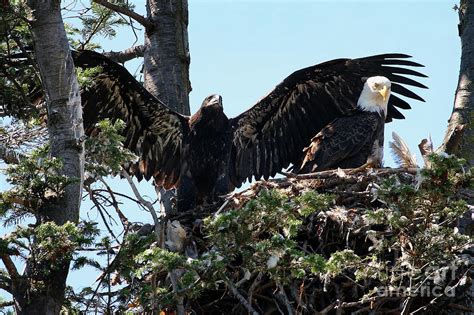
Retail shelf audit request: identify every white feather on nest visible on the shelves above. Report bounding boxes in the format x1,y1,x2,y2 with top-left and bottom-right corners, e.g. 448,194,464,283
389,132,418,168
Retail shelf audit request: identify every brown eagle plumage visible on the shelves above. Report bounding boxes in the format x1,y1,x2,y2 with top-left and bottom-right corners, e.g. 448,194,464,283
73,51,426,210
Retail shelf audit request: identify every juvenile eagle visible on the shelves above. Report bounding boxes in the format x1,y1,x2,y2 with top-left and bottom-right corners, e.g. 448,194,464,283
74,51,426,210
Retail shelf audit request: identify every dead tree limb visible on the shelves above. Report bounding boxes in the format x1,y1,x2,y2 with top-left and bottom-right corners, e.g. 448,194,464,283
103,45,146,63
92,0,153,29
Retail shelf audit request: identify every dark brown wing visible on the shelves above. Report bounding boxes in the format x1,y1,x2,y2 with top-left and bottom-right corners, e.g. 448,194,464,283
73,50,189,188
297,112,383,173
229,54,427,186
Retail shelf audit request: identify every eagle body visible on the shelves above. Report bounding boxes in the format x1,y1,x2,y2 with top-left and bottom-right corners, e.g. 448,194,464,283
298,111,385,173
74,51,426,211
180,103,233,209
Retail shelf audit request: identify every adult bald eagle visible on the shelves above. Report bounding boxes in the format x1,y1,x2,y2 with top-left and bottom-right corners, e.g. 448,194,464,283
295,76,391,173
74,51,426,210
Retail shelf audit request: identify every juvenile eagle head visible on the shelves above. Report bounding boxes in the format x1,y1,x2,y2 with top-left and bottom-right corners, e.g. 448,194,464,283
357,76,391,116
201,94,223,109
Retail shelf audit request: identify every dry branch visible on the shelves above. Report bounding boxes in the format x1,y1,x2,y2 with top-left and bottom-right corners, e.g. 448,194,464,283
103,45,146,63
92,0,153,29
0,145,23,164
224,277,260,315
121,169,162,242
1,254,19,280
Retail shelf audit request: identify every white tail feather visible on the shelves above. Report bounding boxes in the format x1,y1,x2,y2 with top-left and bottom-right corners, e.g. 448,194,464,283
389,132,418,168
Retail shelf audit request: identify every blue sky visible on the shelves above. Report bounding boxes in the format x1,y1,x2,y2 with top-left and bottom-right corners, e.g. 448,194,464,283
0,0,462,302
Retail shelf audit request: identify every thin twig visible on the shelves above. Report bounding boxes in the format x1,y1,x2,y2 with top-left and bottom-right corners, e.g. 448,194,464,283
92,0,153,29
224,276,260,315
276,283,293,315
98,177,129,227
282,167,419,180
121,169,161,241
247,272,263,303
410,268,472,314
87,187,119,242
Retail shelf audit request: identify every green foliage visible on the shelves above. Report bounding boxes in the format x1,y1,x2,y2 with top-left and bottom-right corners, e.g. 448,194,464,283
76,65,103,87
0,3,42,120
136,246,187,277
85,119,137,177
119,154,472,312
75,1,136,50
325,249,361,276
204,190,332,283
295,190,334,216
376,154,472,268
3,221,98,272
118,190,333,311
0,146,77,223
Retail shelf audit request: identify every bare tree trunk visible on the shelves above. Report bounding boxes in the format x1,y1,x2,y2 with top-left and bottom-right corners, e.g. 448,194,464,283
13,2,84,314
143,2,191,314
144,0,191,115
144,0,191,215
440,1,474,310
440,0,474,164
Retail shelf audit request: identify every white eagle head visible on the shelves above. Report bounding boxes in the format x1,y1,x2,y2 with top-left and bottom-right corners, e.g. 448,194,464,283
357,76,391,116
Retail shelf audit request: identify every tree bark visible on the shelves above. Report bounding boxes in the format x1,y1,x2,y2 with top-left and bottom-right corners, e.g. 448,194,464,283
440,1,474,310
142,2,191,314
144,0,191,115
440,0,474,165
13,2,84,314
144,0,191,215
103,44,147,63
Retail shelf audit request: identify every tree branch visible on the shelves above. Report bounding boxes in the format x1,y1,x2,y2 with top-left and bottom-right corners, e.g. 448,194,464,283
0,301,14,308
92,0,153,29
1,254,19,280
0,275,12,294
97,177,129,227
0,145,23,164
281,167,419,180
103,45,146,63
224,276,259,315
121,169,162,243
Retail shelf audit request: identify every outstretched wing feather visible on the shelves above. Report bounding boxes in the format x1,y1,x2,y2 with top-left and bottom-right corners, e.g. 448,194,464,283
229,53,427,187
74,50,189,187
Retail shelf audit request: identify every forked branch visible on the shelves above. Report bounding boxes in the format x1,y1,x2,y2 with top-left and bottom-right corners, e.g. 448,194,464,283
92,0,153,29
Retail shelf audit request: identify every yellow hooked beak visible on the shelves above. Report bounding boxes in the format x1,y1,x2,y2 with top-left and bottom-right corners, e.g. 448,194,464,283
379,85,389,101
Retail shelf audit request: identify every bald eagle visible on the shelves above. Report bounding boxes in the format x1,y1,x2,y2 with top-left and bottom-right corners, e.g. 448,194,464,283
296,76,392,173
74,51,426,210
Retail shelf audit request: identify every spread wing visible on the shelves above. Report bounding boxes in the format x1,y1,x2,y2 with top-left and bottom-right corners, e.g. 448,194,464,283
297,113,383,173
73,50,189,188
229,53,427,186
